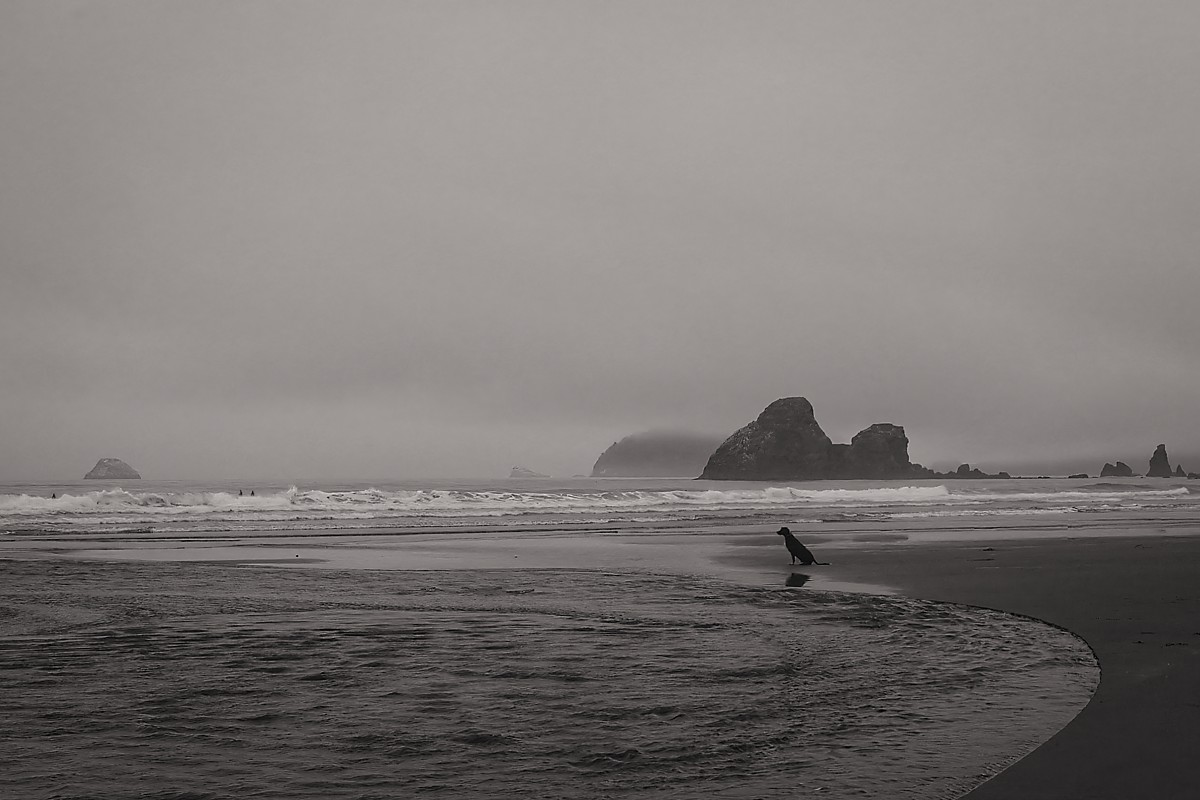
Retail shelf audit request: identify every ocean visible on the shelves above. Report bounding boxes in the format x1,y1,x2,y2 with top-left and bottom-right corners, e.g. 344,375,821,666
2,475,1195,537
6,476,1191,798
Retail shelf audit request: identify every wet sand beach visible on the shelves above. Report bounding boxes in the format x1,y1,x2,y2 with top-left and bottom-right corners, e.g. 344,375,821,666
725,531,1200,800
230,526,1200,798
2,530,1100,800
4,518,1198,798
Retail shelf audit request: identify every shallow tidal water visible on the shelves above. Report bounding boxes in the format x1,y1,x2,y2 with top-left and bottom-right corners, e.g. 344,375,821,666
0,559,1097,800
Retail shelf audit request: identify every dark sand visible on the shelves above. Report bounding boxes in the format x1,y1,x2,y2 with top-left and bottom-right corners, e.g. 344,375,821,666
8,524,1200,798
724,532,1200,800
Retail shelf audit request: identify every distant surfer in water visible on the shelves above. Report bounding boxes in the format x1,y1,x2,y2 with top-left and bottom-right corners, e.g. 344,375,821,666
777,526,829,565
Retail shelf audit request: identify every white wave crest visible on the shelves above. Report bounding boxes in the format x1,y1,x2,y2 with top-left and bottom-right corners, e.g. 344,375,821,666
950,488,1190,503
2,482,1194,535
0,484,957,516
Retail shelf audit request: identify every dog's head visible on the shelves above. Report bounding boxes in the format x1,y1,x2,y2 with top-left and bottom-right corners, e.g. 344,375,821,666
776,526,791,537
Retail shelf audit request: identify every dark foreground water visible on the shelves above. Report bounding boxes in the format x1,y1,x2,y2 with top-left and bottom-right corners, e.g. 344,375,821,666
0,559,1096,799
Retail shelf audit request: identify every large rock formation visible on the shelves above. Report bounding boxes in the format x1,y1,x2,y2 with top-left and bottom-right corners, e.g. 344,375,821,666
1100,461,1135,478
700,398,931,481
700,398,835,480
591,431,724,477
1147,444,1173,478
84,458,141,480
1174,464,1186,478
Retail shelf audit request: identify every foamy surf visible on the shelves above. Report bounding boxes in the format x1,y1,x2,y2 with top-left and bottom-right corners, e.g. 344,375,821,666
1,479,1195,535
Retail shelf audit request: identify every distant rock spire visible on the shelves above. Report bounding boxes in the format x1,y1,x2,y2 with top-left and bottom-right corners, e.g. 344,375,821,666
1147,444,1173,478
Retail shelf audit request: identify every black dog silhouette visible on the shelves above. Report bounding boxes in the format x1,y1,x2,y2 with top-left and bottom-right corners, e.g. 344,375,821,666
777,526,828,565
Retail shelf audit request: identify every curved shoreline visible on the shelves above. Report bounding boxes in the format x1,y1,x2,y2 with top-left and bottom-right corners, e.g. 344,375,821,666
5,523,1198,798
793,533,1200,800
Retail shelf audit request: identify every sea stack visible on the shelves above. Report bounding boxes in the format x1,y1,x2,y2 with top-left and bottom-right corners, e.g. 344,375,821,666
591,431,725,477
84,458,141,480
1147,445,1173,478
700,397,834,480
700,397,928,481
1100,462,1135,478
829,423,919,479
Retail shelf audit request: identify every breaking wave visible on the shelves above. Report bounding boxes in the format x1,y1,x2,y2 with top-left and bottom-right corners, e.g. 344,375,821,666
1,482,1194,536
0,484,954,517
944,487,1190,503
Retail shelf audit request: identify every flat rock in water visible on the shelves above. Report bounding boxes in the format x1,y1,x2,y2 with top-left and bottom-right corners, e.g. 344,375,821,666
508,466,549,478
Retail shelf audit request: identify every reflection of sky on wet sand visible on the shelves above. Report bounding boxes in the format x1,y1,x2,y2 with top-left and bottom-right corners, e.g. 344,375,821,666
0,558,1097,799
39,526,890,594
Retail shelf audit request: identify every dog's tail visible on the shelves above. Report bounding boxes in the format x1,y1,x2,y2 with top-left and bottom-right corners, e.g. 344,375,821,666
812,560,830,565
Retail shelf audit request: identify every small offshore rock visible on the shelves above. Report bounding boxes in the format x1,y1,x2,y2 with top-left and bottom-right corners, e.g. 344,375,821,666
84,458,141,480
509,466,549,478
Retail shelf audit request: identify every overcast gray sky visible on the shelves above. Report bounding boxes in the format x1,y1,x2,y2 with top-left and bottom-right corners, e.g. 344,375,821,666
3,1,1199,481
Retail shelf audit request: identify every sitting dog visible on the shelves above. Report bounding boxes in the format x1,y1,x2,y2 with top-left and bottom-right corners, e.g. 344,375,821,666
777,526,828,565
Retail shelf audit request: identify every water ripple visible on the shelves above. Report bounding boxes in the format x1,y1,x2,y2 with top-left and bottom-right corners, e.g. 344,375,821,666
0,560,1096,799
